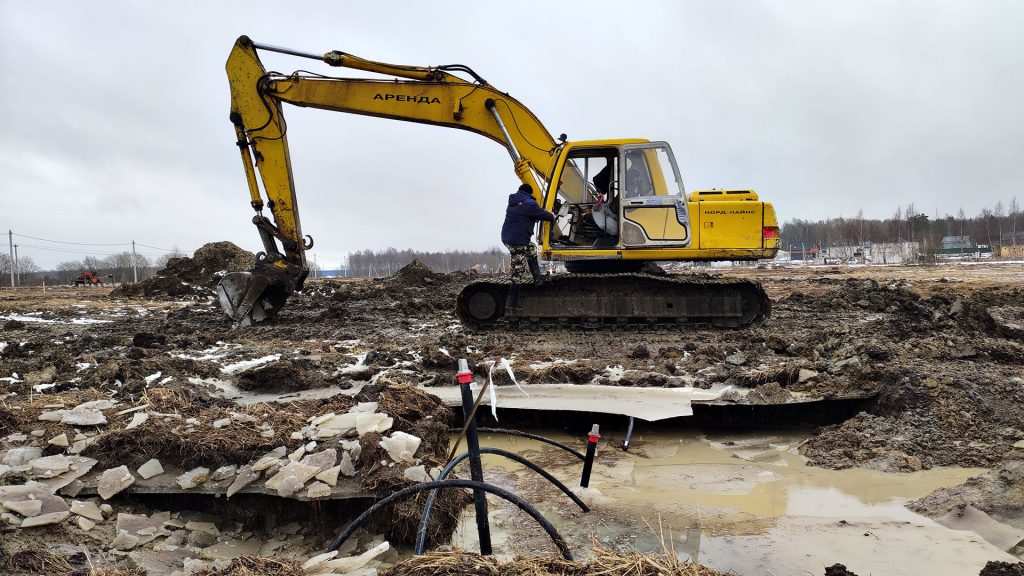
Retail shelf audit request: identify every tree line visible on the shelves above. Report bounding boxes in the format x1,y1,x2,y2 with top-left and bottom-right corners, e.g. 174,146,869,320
344,248,509,277
0,250,186,287
780,199,1021,255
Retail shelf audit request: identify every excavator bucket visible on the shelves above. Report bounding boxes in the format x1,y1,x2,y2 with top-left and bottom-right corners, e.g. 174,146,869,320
217,272,276,327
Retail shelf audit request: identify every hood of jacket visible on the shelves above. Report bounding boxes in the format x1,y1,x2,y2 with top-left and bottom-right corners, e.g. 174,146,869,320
507,190,534,208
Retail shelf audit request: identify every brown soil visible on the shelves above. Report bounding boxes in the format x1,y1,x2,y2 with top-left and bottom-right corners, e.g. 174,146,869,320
236,359,325,392
2,261,1023,573
908,443,1024,543
824,565,860,576
979,562,1024,576
4,263,1024,473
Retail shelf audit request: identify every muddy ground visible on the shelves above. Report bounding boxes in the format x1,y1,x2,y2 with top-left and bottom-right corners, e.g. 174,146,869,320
2,250,1024,573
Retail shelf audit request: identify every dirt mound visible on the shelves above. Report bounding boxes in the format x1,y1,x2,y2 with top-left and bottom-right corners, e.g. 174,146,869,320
979,562,1024,576
236,359,325,392
909,443,1024,539
391,259,442,286
111,241,254,299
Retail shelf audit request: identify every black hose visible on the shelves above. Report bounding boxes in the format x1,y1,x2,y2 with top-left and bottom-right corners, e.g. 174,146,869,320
414,448,589,554
326,479,573,560
451,427,586,461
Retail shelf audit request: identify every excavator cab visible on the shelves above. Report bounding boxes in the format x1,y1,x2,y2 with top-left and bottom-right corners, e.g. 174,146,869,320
543,141,691,269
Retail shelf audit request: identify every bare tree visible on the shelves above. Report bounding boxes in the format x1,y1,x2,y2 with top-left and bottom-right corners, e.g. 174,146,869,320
56,261,83,284
0,254,11,287
1011,197,1019,251
16,256,40,284
155,247,186,270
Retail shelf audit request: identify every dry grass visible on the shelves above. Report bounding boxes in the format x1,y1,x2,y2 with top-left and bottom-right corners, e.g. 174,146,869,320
86,388,356,469
524,363,599,384
381,546,728,576
732,363,805,387
2,549,75,576
191,556,305,576
386,518,728,576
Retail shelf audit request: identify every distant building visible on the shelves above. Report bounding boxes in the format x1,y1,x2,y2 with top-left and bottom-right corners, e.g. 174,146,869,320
937,235,994,258
864,241,920,264
941,236,973,250
789,242,820,262
998,232,1024,258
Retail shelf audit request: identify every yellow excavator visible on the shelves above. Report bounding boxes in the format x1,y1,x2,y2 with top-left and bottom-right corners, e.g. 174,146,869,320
218,36,778,329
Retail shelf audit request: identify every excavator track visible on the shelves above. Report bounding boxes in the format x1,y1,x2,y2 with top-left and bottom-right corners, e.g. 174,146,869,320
456,273,771,330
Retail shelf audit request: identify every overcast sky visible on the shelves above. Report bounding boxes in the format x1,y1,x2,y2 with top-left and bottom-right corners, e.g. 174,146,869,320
2,1,1023,269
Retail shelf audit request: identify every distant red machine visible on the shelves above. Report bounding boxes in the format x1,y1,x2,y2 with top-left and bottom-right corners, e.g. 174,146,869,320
73,271,104,286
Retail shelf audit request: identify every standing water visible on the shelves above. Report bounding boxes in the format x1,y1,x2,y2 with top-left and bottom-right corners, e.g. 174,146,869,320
448,428,1015,575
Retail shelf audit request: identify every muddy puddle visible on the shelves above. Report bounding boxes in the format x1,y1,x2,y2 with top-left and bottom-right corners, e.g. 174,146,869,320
449,428,1017,575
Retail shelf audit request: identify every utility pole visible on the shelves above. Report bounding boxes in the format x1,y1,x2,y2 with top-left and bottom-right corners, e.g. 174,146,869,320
313,253,318,279
131,241,138,283
8,230,14,288
13,244,19,286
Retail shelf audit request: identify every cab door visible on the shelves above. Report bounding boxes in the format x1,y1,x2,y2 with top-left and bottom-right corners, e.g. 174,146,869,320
619,143,691,248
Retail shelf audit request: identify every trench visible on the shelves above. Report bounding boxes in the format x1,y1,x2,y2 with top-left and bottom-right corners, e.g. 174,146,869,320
440,419,1014,576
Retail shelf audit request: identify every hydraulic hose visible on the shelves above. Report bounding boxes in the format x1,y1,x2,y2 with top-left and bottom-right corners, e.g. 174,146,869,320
452,427,586,461
414,447,589,554
326,479,572,560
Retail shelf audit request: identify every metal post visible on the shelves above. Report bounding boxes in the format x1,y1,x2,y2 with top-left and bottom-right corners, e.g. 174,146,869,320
580,424,600,488
457,358,492,555
621,417,635,451
131,241,138,283
7,231,13,288
13,244,19,286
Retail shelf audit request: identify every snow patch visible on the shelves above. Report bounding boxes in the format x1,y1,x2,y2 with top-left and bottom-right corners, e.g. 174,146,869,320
220,354,281,374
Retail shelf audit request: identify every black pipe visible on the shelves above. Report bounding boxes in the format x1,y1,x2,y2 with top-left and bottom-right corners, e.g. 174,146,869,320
456,427,587,461
325,479,573,560
414,447,589,554
579,424,600,488
458,361,492,555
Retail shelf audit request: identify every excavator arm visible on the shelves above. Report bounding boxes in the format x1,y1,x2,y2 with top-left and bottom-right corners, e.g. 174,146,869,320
220,36,568,325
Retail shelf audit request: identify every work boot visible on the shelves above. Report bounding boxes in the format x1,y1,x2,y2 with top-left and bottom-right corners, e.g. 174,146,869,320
505,284,522,311
528,256,546,285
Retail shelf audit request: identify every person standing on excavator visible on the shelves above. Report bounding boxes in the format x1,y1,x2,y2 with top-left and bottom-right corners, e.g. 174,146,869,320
501,182,555,310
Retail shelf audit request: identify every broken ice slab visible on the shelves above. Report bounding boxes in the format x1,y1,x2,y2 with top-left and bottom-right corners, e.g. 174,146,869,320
71,462,367,501
0,481,71,521
355,412,393,436
98,466,135,499
379,431,421,463
176,467,211,489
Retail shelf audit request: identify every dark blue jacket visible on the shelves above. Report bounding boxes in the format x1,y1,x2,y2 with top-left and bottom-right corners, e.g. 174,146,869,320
501,189,554,245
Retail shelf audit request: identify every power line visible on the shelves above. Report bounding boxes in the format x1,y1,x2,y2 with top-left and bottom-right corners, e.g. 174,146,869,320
11,232,130,247
135,242,184,252
10,231,192,255
17,244,131,256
